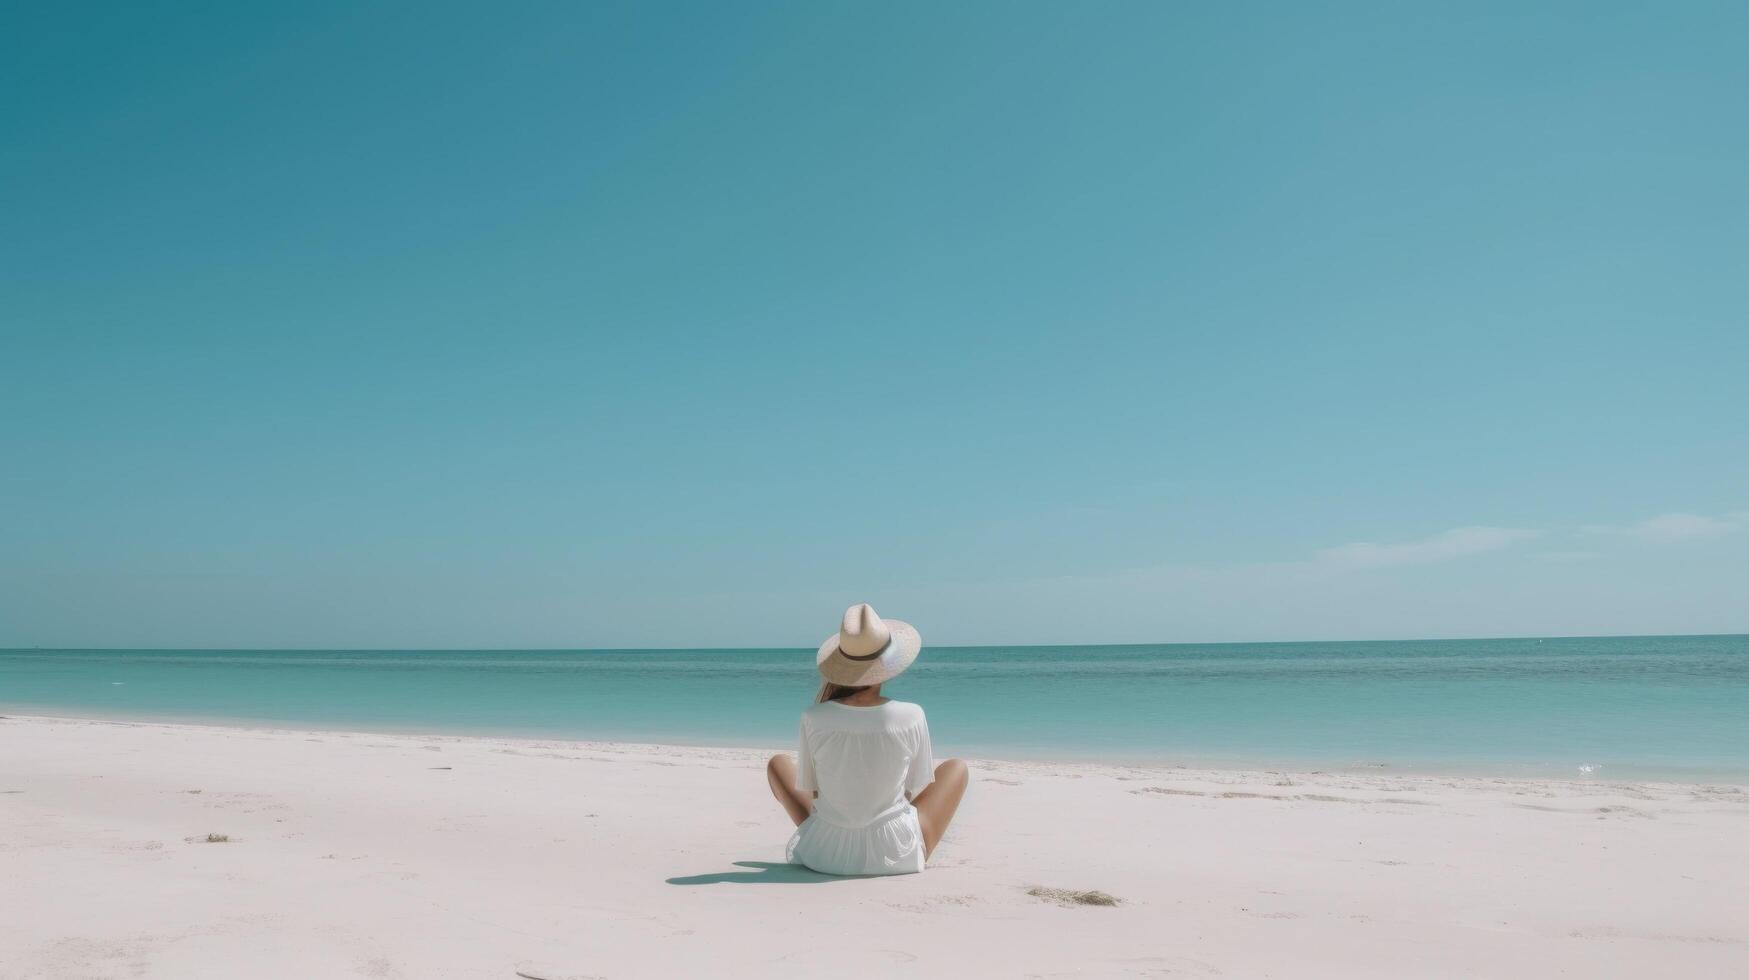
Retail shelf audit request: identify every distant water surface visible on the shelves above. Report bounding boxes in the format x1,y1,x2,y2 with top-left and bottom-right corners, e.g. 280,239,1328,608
3,635,1745,780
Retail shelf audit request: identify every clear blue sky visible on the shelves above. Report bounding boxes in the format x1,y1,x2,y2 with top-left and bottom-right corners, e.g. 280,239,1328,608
3,1,1745,648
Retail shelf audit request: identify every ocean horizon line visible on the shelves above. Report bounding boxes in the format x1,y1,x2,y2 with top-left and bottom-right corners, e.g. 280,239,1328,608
6,629,1747,654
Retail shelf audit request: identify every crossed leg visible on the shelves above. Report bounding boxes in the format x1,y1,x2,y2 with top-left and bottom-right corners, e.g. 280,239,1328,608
913,759,969,857
766,754,812,826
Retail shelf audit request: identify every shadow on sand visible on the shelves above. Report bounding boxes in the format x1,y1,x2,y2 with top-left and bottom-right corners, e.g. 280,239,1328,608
666,860,870,885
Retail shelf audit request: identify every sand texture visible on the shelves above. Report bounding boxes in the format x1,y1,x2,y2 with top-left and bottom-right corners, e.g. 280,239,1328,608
2,714,1745,978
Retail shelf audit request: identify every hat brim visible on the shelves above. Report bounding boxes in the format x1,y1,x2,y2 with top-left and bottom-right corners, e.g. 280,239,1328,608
816,620,921,686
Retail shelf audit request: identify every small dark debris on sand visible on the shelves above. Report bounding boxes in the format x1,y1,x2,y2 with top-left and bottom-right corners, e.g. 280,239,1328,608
203,833,230,843
428,766,453,770
1028,886,1120,907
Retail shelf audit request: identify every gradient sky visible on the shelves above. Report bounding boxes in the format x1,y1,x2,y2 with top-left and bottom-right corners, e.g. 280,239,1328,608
3,2,1746,648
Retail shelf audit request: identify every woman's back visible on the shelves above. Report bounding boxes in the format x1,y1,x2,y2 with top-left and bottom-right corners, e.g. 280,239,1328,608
788,698,936,875
799,699,934,828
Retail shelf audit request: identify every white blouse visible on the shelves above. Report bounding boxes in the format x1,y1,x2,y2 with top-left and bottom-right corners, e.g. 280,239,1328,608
787,699,936,876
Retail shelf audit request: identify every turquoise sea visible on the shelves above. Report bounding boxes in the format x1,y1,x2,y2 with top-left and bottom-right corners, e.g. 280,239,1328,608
3,635,1745,780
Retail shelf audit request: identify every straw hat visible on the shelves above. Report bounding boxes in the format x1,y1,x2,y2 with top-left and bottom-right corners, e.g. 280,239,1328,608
816,603,922,686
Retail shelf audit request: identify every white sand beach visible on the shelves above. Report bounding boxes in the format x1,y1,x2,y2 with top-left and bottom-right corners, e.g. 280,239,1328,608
1,713,1745,979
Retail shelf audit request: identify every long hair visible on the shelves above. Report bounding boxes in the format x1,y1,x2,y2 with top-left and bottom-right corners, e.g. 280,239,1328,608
815,681,871,704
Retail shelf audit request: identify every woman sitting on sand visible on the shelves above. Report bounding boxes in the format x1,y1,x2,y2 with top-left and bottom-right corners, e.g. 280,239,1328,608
766,604,969,875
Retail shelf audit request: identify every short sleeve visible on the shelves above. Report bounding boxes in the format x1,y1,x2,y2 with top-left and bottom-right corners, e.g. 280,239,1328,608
795,716,816,793
904,711,935,796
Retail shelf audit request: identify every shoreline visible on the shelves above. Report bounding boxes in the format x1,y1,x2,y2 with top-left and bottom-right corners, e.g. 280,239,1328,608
6,706,1745,786
4,713,1747,978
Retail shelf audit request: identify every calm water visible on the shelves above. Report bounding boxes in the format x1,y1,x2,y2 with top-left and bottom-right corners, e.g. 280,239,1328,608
3,636,1745,780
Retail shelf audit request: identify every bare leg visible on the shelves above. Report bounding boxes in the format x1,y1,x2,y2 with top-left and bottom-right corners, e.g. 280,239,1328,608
766,754,812,827
912,759,969,858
